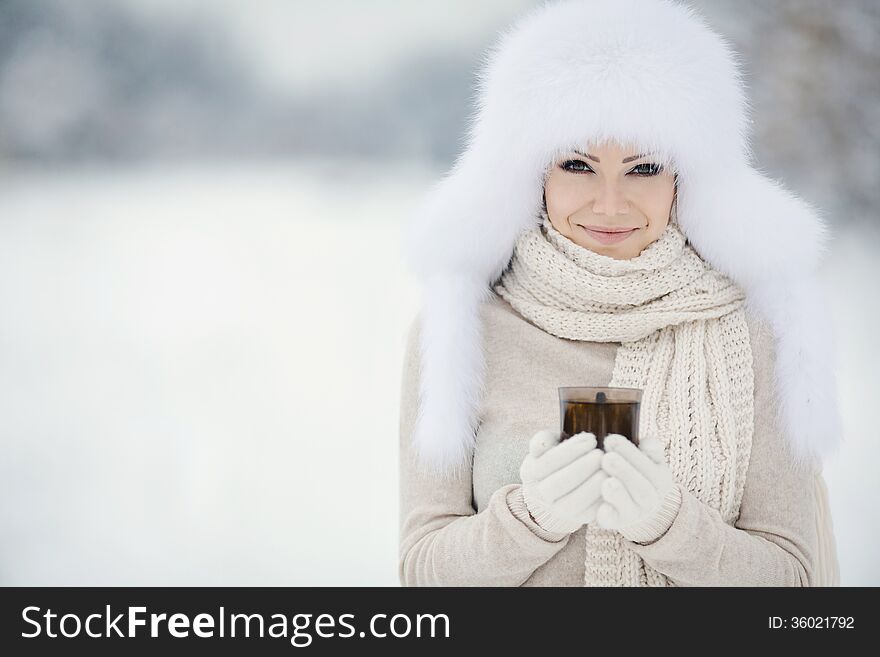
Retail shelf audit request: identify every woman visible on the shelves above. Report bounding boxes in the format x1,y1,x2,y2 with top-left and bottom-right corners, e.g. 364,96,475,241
398,0,841,586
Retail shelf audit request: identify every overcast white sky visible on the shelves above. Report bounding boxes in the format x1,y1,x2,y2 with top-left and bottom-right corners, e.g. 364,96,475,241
116,0,537,93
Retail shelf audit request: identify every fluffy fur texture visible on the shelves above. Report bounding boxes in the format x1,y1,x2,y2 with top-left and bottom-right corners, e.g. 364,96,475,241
400,0,842,478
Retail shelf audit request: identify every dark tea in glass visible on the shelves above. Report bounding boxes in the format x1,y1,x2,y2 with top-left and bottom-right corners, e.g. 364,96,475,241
558,386,642,450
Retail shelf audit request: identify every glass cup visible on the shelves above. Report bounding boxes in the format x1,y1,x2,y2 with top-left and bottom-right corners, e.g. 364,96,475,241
558,386,642,450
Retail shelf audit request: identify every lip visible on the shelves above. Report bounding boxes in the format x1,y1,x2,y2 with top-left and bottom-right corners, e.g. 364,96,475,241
577,224,639,245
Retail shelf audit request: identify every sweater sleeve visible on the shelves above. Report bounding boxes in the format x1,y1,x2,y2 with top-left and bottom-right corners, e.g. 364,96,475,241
620,311,821,586
398,314,572,587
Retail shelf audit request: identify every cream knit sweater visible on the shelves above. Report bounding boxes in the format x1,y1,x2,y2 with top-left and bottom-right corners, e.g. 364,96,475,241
398,292,820,586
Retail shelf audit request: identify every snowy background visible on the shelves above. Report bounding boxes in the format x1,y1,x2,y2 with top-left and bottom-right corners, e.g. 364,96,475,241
0,0,877,585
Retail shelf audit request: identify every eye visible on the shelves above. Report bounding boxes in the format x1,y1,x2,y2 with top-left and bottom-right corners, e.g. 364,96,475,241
560,160,665,176
560,159,593,173
629,163,664,176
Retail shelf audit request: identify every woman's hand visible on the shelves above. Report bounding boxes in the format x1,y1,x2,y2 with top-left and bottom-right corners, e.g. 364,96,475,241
519,429,608,534
596,434,681,542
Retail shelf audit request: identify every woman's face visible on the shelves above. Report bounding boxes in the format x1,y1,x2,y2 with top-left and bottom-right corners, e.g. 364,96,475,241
543,141,677,260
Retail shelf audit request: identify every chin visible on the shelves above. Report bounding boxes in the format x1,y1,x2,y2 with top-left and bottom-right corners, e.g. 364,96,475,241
583,240,638,260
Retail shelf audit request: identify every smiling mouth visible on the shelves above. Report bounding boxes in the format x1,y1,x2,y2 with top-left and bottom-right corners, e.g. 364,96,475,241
576,224,640,245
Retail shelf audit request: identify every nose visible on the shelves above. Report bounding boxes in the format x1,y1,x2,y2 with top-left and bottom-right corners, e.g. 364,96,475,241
591,179,629,216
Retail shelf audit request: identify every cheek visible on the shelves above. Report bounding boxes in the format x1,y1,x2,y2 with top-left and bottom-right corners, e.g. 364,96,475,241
544,175,588,213
632,183,674,224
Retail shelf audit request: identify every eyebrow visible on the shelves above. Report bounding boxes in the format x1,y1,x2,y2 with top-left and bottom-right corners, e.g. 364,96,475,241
572,150,653,163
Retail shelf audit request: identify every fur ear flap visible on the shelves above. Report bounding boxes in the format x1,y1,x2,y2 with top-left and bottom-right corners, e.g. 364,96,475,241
678,164,840,468
408,274,496,481
746,273,844,470
679,165,832,291
399,147,548,478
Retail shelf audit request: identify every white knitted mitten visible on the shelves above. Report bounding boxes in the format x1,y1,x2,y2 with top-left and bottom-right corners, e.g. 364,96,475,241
519,429,608,534
596,434,682,543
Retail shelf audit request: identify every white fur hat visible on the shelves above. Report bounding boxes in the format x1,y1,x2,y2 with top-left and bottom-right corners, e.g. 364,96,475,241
400,0,842,477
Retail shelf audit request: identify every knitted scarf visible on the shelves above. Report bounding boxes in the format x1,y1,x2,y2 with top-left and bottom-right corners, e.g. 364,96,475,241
493,210,755,587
